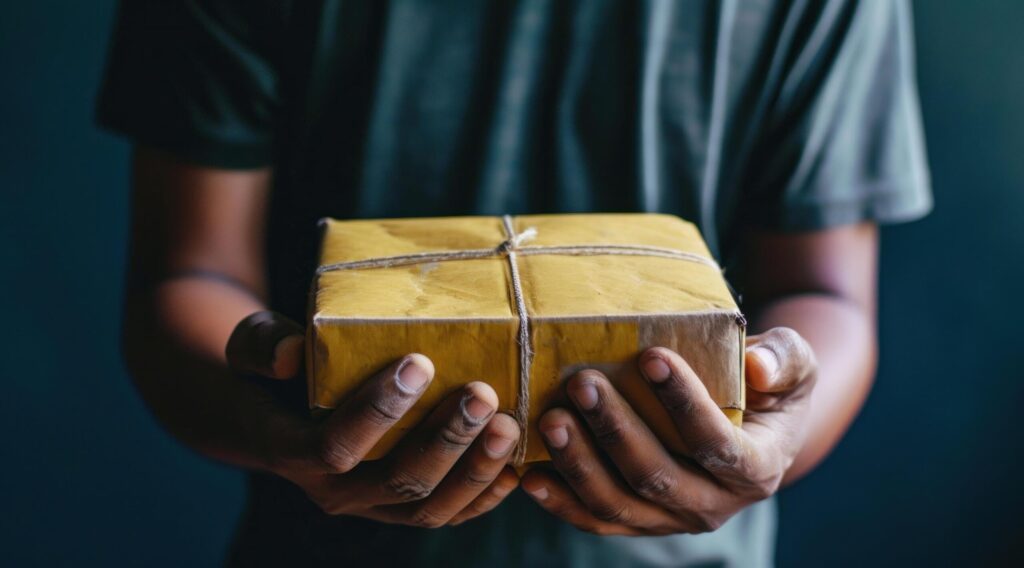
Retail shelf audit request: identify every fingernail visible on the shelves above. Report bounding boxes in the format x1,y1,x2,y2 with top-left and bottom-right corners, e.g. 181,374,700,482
642,357,672,383
542,425,569,449
485,434,514,457
271,335,304,378
463,394,495,422
751,347,779,380
572,382,599,411
493,484,514,498
396,358,430,392
528,486,549,501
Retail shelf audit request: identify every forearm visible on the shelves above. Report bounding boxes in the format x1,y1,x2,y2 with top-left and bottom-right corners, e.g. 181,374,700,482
750,293,877,485
120,148,298,471
123,278,306,472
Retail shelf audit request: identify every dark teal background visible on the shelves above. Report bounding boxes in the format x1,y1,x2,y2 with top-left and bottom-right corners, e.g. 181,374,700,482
2,2,1021,565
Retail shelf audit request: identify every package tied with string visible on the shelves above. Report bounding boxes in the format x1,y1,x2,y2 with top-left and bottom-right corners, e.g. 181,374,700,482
307,213,746,466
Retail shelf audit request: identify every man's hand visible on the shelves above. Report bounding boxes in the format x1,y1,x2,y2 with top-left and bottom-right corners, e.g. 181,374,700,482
227,311,521,527
520,327,817,536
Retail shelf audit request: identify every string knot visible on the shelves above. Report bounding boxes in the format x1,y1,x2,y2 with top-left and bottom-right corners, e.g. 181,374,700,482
498,226,537,253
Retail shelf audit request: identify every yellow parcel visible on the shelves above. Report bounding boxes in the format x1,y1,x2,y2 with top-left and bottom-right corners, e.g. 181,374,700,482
307,213,745,464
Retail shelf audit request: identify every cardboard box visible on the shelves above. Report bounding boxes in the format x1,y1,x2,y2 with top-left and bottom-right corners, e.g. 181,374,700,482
308,213,745,464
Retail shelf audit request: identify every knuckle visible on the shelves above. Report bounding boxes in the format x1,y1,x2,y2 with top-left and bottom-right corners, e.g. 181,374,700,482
496,477,519,497
592,419,628,449
591,502,633,524
694,438,743,474
587,523,616,536
558,457,594,486
365,396,404,426
318,437,360,473
384,472,435,502
463,466,497,490
409,507,449,529
768,327,817,372
446,515,469,527
438,423,477,452
543,500,572,521
691,511,725,533
750,480,777,501
734,454,786,497
307,491,347,516
789,334,817,370
461,499,488,519
659,390,696,415
745,471,782,500
769,326,803,346
631,466,677,501
685,495,733,534
797,341,818,379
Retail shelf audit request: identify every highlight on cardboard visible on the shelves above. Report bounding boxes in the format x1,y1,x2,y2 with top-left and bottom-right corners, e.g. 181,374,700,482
307,213,745,465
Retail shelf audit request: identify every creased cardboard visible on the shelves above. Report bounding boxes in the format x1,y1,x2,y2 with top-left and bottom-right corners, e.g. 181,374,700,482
308,213,745,463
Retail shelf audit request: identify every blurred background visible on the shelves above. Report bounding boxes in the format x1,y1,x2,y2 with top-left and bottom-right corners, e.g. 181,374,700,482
2,1,1021,565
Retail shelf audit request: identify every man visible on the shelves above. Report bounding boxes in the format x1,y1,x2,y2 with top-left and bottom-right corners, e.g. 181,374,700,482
98,0,931,565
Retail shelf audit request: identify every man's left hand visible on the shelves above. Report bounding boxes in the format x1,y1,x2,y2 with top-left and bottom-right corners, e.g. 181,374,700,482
521,327,817,536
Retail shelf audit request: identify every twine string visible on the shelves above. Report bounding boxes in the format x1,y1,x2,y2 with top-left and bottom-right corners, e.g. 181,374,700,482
317,215,721,465
500,215,536,465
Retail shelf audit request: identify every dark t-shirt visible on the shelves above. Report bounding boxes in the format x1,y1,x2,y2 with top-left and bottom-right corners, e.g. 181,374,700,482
98,1,931,565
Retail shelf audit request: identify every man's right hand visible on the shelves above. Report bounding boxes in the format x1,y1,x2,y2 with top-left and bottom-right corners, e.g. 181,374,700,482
226,311,521,527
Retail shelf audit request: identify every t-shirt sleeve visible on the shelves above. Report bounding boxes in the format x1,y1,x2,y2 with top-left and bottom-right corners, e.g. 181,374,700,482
95,0,282,169
743,0,933,231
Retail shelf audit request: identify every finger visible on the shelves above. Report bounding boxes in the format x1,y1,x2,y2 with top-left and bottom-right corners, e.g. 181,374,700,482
741,329,818,485
394,413,520,528
447,467,520,526
746,327,817,394
537,408,682,531
639,347,747,480
521,469,647,536
225,310,305,379
311,354,434,474
368,381,498,505
565,371,726,513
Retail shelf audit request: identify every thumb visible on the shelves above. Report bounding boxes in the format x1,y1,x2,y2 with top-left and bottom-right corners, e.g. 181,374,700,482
745,327,817,394
226,310,305,379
